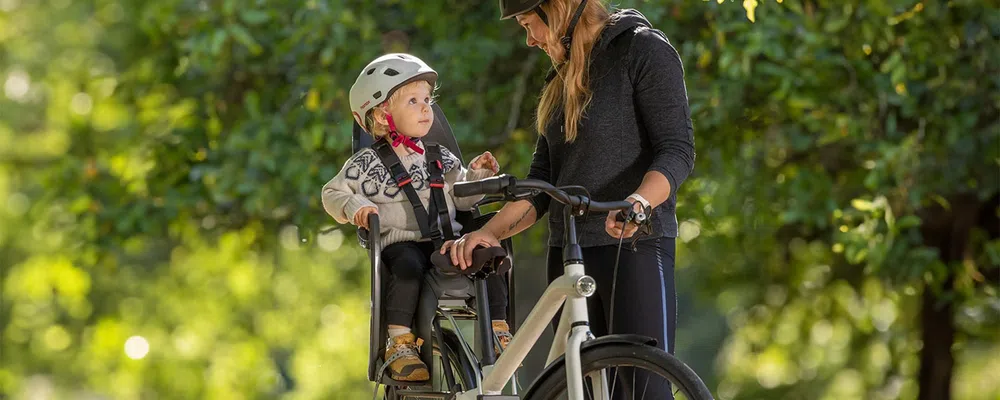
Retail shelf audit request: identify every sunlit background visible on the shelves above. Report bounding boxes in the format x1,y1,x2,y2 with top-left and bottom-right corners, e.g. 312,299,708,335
2,0,998,399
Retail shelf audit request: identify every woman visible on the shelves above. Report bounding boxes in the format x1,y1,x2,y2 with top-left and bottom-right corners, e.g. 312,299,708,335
443,0,695,390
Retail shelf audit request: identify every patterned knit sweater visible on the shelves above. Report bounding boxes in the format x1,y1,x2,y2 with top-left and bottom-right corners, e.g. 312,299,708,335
322,141,496,247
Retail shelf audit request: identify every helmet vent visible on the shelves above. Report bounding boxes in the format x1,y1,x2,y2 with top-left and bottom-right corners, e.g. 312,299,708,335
373,91,383,99
366,68,376,75
383,68,400,76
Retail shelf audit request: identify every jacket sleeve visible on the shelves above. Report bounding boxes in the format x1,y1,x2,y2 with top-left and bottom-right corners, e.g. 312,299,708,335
525,133,552,218
445,148,494,211
321,152,377,224
629,28,696,197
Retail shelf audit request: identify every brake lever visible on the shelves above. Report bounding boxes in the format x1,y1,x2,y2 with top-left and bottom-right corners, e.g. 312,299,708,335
504,187,540,201
615,207,649,225
615,205,654,250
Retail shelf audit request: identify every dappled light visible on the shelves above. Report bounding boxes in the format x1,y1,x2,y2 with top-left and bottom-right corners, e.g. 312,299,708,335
1,0,997,399
123,336,149,360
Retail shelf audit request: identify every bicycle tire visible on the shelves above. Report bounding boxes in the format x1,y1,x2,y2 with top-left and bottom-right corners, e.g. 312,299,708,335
522,342,714,400
384,327,477,400
438,327,478,392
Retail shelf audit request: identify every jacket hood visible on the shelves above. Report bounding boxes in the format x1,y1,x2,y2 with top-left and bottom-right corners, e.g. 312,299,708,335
596,8,653,52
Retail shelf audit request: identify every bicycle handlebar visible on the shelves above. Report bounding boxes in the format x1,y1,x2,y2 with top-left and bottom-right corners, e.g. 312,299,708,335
454,174,635,214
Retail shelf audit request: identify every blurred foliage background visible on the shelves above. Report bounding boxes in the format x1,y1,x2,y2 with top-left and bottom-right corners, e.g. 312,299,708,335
1,0,998,399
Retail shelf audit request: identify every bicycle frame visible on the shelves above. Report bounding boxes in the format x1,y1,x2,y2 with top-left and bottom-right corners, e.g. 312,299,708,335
454,212,599,400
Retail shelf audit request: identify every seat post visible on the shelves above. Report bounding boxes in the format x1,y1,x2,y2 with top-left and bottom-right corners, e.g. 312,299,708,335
474,278,496,366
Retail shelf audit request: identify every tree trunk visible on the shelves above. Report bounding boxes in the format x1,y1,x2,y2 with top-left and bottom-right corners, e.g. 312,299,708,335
916,193,985,400
918,276,955,400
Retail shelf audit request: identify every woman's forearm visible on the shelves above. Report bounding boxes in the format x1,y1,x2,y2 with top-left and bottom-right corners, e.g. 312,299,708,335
633,171,672,208
482,200,538,240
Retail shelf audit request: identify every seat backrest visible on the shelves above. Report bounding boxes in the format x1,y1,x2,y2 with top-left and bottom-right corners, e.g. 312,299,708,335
352,103,465,163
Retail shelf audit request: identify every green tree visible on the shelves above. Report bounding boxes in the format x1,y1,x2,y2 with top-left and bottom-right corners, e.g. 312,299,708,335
666,1,999,399
1,0,996,399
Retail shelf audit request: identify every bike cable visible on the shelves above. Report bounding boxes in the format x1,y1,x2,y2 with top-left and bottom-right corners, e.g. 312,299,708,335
609,225,627,333
608,207,632,334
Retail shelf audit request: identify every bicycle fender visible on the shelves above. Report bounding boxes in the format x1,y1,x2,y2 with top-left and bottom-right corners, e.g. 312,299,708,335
520,333,659,397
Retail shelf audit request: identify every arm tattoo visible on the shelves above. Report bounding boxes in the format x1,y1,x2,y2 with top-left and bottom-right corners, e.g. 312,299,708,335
500,207,533,239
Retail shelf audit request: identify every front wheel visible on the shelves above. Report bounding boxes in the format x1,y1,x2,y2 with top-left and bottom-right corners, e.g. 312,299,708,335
523,342,714,400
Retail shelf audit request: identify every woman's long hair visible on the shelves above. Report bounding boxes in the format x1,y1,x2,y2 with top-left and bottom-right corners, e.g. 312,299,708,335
535,0,611,142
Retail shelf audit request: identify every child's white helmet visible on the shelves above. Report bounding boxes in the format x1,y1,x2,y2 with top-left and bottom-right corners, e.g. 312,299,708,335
349,53,438,132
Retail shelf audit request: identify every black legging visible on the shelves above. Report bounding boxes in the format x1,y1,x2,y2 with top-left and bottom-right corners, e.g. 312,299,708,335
547,237,677,399
384,241,508,327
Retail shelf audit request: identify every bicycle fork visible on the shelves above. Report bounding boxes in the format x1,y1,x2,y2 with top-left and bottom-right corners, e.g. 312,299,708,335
475,262,600,399
547,261,606,400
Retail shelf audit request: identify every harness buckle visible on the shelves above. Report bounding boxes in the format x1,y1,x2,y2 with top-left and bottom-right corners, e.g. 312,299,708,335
427,228,444,242
394,172,412,186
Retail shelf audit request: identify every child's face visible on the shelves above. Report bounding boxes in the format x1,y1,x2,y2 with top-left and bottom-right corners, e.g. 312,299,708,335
384,82,434,138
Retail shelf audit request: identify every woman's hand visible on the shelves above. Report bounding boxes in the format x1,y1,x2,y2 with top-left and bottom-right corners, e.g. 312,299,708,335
353,206,378,229
470,151,499,174
605,200,645,239
440,229,501,270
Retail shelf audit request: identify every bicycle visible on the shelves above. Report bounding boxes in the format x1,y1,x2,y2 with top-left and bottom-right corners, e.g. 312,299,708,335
412,174,715,400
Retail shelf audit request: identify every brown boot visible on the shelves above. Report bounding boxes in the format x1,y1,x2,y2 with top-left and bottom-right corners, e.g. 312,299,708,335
493,320,513,356
383,333,429,382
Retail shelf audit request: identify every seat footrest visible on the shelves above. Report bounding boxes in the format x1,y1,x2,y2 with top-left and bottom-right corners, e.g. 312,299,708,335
394,389,455,400
378,375,430,387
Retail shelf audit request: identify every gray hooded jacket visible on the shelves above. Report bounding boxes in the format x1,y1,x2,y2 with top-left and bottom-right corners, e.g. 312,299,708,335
527,9,696,248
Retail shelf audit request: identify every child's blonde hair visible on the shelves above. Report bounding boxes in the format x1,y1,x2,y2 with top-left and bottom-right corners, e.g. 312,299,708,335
363,80,437,138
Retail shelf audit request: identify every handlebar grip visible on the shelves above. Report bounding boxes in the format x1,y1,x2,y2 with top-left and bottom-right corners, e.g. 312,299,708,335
453,181,485,198
615,207,649,225
453,175,514,197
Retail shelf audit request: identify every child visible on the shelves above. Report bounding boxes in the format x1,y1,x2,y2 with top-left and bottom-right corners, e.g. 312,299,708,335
322,53,512,382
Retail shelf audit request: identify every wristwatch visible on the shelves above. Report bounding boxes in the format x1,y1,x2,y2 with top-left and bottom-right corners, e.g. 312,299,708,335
627,193,652,211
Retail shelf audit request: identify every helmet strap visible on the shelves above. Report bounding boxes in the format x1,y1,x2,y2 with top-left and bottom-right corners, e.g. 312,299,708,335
534,6,549,25
560,0,588,55
385,113,424,155
537,0,588,84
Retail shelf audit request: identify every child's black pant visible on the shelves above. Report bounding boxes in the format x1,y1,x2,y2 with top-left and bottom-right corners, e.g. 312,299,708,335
383,241,508,327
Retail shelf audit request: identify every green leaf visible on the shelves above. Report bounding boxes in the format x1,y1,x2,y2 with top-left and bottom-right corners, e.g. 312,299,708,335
240,10,270,25
884,203,895,228
227,24,262,55
223,0,236,16
244,91,261,120
262,156,277,173
897,215,921,229
851,198,874,211
890,65,906,85
886,111,897,135
985,240,1000,266
880,51,902,74
210,29,228,56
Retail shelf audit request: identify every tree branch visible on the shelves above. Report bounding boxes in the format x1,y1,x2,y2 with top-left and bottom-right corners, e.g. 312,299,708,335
488,52,540,149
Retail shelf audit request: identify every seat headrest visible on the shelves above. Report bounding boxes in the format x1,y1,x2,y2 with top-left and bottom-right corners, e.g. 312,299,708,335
351,103,464,163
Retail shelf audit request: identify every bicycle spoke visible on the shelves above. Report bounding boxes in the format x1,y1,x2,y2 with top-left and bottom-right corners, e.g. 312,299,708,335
610,366,619,398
